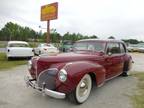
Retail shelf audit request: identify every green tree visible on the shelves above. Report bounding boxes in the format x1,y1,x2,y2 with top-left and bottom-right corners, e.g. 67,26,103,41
108,36,115,39
0,22,37,41
89,35,98,39
122,39,139,44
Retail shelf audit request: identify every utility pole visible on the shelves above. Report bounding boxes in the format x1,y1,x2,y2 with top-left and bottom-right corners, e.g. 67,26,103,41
47,20,50,43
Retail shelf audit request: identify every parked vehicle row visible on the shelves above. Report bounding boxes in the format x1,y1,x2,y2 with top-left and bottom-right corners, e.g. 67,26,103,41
127,43,144,53
6,41,60,60
6,41,143,60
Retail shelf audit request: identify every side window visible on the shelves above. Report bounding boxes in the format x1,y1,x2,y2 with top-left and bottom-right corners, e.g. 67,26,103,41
106,43,120,54
120,43,126,53
88,44,95,50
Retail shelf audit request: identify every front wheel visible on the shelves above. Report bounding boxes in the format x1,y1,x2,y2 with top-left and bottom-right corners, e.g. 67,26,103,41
69,74,92,104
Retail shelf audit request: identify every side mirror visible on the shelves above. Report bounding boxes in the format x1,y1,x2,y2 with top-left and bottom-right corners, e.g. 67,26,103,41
99,51,105,56
108,52,112,56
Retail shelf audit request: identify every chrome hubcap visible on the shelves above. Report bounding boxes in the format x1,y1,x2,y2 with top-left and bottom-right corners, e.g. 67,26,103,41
79,79,88,97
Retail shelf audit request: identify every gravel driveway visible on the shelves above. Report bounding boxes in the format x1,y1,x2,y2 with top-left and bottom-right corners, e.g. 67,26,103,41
0,53,143,108
130,53,144,72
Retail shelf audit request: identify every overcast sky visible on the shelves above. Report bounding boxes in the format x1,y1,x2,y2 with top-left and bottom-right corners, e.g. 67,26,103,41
0,0,144,40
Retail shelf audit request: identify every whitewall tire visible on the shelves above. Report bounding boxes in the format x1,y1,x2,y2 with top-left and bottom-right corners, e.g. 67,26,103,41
69,74,92,104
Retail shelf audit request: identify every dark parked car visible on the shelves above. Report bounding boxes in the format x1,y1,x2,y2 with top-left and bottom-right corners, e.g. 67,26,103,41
60,40,74,52
25,39,133,104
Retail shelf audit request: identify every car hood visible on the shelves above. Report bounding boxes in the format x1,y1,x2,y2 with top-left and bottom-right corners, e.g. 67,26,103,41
32,52,103,77
38,52,102,63
30,53,103,75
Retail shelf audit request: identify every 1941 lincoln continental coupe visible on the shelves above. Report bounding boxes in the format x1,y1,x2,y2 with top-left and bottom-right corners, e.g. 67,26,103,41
25,39,133,104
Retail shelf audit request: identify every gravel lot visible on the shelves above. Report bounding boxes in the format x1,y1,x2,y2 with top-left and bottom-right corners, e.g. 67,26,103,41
0,53,144,108
130,53,144,72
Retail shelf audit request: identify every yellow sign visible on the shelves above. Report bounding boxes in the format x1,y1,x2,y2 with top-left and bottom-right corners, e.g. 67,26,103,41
41,2,58,21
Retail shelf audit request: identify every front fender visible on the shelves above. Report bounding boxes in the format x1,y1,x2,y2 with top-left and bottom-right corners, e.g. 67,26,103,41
56,61,106,94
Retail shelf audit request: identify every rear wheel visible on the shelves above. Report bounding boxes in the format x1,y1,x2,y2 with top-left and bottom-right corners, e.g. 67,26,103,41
69,74,92,104
121,71,128,76
121,61,129,77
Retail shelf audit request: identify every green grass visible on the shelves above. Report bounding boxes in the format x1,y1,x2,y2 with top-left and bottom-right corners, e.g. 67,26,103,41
0,41,7,48
28,42,39,48
131,73,144,108
0,53,27,70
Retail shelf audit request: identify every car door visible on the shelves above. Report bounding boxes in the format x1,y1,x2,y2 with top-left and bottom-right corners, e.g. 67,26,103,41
104,42,123,79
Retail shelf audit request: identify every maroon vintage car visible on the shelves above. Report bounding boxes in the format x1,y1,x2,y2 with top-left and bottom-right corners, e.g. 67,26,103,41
25,39,133,104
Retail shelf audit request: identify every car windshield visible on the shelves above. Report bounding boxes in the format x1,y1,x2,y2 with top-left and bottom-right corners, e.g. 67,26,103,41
9,43,29,47
63,41,73,45
74,41,106,52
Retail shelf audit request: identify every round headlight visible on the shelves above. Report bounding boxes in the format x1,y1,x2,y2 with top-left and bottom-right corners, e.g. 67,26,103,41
28,60,32,70
58,69,67,82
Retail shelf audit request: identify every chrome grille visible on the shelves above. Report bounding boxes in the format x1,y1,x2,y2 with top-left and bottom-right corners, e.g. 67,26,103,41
37,68,58,90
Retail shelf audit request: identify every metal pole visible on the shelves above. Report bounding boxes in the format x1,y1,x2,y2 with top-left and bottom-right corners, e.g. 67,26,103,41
46,20,50,43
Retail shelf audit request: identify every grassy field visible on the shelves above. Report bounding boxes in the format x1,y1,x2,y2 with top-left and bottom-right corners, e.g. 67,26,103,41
131,73,144,108
0,41,7,48
0,53,27,70
0,41,39,48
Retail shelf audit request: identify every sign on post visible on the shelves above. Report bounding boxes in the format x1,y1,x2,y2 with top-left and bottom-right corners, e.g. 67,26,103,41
40,2,58,43
41,2,58,21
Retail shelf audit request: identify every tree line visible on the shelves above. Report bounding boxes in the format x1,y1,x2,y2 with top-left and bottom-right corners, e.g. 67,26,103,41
0,22,143,44
0,22,37,41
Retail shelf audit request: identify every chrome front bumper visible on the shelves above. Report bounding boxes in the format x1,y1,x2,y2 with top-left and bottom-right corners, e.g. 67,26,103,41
24,76,66,99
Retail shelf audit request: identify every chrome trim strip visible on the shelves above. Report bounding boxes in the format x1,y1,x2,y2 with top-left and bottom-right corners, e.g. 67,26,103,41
97,82,104,87
34,57,40,81
44,88,65,99
97,72,123,87
106,72,122,81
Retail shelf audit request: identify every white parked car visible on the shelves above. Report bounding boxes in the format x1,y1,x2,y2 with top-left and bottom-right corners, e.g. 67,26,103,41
127,44,139,52
6,41,34,60
34,43,59,55
138,45,144,53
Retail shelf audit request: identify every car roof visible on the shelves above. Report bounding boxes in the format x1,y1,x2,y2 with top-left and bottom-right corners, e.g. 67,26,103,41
8,41,28,44
77,39,124,43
